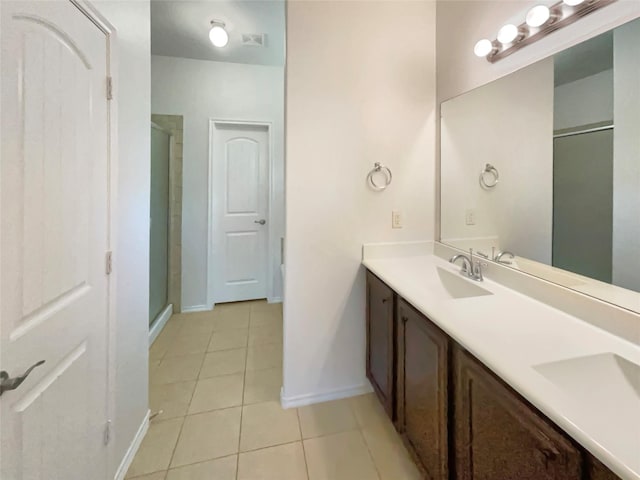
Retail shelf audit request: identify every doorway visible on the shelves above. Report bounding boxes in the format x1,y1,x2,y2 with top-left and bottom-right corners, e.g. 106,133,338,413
208,121,272,304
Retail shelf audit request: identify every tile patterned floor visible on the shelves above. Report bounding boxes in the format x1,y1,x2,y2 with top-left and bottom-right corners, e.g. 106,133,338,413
127,300,421,480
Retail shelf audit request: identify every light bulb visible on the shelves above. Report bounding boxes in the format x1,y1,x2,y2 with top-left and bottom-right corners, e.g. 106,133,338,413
474,39,494,57
497,24,519,44
209,23,229,47
526,5,551,27
563,0,584,5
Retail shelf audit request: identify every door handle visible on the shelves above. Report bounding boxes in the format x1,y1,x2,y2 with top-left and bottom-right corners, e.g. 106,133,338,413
0,360,45,396
254,219,266,225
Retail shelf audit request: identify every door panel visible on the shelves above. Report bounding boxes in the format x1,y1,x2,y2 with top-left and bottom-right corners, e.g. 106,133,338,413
149,126,170,324
1,2,110,478
212,123,269,303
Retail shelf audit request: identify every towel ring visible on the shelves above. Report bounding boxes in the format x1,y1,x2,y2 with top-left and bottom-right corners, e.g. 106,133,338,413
479,163,499,189
367,162,393,191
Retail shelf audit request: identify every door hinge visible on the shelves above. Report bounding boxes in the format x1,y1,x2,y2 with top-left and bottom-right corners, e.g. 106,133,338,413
106,251,113,275
106,76,113,100
104,420,111,446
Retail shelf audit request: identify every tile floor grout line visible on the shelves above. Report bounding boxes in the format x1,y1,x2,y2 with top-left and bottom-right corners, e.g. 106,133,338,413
235,308,251,480
296,407,311,480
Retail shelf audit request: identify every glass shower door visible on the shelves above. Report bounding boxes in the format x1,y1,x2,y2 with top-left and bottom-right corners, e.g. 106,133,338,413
149,124,170,325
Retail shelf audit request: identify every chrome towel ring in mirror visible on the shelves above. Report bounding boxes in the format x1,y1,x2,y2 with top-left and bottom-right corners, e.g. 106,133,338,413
479,163,499,189
367,162,393,191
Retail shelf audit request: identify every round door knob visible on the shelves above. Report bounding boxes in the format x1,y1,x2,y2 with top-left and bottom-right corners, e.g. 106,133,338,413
254,219,266,225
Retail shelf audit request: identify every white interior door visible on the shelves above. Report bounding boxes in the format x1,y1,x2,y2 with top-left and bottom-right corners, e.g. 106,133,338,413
212,123,269,303
1,2,110,479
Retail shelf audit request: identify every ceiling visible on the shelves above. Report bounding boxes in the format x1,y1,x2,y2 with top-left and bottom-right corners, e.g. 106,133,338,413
151,0,285,67
554,31,613,87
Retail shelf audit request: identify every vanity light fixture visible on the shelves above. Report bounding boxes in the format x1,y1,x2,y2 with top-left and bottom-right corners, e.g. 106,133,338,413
474,0,615,63
526,5,552,28
497,24,521,44
209,20,229,48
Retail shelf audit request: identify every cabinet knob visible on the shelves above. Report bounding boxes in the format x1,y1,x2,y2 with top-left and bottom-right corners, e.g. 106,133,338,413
382,297,390,304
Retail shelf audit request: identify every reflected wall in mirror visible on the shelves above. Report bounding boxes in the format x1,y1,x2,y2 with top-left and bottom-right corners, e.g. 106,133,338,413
440,17,640,313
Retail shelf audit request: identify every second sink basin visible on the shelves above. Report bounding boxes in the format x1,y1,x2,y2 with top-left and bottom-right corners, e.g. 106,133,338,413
436,267,493,299
534,353,640,433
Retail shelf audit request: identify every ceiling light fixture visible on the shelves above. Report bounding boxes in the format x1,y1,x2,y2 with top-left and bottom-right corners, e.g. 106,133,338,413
473,0,615,62
209,20,229,48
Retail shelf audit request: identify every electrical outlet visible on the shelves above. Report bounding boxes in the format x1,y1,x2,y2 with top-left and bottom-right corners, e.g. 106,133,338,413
465,209,476,225
392,210,403,229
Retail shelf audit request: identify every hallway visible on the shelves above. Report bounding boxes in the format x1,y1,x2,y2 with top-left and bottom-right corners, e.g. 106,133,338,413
125,301,420,480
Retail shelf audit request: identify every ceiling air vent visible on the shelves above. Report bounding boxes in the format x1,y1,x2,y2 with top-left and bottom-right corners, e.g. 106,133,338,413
241,33,266,47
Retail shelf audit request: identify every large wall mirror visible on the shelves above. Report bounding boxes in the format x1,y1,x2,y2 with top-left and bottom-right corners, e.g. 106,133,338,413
440,17,640,313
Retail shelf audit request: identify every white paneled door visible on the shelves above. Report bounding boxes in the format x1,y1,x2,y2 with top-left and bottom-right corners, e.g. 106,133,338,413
211,123,269,303
1,2,110,479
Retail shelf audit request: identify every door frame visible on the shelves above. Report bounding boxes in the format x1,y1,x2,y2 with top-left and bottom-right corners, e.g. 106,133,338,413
206,118,274,308
68,1,120,478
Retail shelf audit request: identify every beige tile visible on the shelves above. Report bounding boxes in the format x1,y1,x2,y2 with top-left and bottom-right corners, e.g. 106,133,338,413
212,309,250,331
150,354,204,385
171,408,241,467
125,418,183,478
240,401,301,451
208,329,248,351
215,301,252,314
303,430,379,480
249,310,282,329
177,317,215,337
188,374,244,414
361,419,421,480
243,367,282,405
250,301,282,315
246,344,282,372
200,348,246,378
298,399,359,439
349,393,389,430
248,324,283,346
150,381,196,420
164,334,211,358
166,456,237,480
238,442,308,480
128,472,167,480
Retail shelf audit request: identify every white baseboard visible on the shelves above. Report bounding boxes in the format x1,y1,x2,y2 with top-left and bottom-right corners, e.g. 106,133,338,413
181,304,210,313
149,304,173,345
280,382,373,409
267,297,282,304
113,409,150,480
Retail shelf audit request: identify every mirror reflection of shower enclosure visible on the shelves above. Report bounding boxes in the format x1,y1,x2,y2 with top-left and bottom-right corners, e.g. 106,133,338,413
149,123,171,326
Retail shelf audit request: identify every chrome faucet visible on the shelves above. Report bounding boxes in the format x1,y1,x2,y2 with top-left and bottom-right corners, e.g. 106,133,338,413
449,249,486,282
495,250,515,265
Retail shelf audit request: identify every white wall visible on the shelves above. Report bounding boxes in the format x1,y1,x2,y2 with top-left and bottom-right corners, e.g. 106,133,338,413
612,21,640,291
441,58,554,264
554,69,613,130
284,1,436,405
151,55,285,310
92,1,151,477
436,0,640,102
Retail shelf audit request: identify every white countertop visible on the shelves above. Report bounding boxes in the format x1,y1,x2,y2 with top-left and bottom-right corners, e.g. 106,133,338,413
363,249,640,480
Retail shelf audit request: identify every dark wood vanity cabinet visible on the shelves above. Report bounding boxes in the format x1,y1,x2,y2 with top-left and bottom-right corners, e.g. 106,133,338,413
365,271,395,416
364,271,622,480
397,298,449,480
453,347,582,480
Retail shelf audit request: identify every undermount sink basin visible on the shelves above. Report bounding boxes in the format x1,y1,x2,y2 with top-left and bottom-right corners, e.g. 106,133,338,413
435,267,493,299
534,353,640,426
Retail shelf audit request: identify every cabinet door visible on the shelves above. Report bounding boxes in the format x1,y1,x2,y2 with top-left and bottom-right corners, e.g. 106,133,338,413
397,299,449,480
366,271,395,416
454,347,582,480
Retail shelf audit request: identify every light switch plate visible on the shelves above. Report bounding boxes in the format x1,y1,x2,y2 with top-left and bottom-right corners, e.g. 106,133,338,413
392,211,403,229
465,209,476,225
